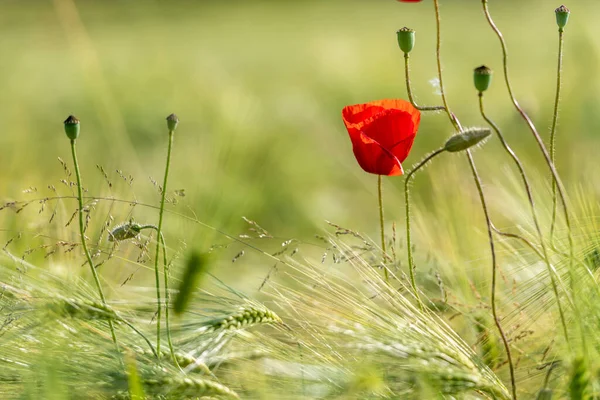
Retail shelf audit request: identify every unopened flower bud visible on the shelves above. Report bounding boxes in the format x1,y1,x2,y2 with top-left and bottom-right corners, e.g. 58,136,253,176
444,127,491,153
63,115,80,140
555,5,570,30
108,222,144,242
166,113,179,131
397,27,415,54
474,65,493,93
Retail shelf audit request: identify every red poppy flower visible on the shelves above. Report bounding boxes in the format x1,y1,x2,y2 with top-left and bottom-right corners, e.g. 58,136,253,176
342,99,420,176
397,0,422,2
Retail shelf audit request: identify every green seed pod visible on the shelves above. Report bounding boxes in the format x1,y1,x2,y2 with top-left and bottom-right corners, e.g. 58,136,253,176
396,27,415,54
474,65,493,93
63,115,80,140
444,128,491,153
166,113,179,131
555,5,570,30
536,388,553,400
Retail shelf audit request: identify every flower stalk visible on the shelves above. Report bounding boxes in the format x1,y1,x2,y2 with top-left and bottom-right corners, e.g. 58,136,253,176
153,114,178,357
65,118,119,351
378,175,389,282
478,91,569,344
404,148,445,308
550,19,567,241
466,150,517,400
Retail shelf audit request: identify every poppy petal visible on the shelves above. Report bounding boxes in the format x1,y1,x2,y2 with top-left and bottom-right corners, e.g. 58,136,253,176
342,99,420,176
349,130,404,176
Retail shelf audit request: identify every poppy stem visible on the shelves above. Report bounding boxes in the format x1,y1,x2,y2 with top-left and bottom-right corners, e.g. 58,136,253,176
479,92,570,345
481,0,574,282
377,175,389,282
403,54,445,112
550,27,565,243
465,150,517,400
432,0,460,132
405,148,445,310
143,225,181,368
153,128,175,357
70,139,119,352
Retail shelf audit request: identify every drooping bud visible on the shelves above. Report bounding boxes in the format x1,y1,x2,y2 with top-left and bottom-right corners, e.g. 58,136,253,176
166,113,179,131
443,127,491,153
555,5,570,30
108,222,144,242
396,27,415,54
474,65,493,93
63,115,80,140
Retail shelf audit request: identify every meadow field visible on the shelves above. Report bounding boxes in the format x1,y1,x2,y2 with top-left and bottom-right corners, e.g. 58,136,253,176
1,0,600,398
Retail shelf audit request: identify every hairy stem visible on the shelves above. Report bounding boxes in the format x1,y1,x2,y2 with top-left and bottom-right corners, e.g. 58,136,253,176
404,149,446,309
153,129,174,355
403,54,445,111
479,93,569,344
433,0,460,131
481,0,573,282
378,175,389,282
466,150,517,400
550,28,565,241
70,139,119,350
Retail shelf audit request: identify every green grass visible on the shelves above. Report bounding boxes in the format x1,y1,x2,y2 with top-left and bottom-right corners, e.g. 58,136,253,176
2,0,600,398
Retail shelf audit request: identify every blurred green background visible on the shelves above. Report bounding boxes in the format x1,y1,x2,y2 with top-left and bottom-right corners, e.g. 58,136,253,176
1,0,599,291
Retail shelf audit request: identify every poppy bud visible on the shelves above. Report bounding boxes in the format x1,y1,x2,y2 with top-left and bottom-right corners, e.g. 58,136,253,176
63,115,80,140
397,27,415,54
443,127,491,153
166,113,179,131
535,388,552,400
555,5,570,30
473,65,493,93
108,222,144,242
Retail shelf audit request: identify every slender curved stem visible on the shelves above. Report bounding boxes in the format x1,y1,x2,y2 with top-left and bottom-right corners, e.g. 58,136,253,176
479,93,569,344
405,149,446,309
433,0,460,131
378,175,389,282
481,0,573,284
403,54,446,112
153,130,174,355
122,319,157,359
159,232,181,370
70,139,119,350
466,150,517,400
550,28,565,241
